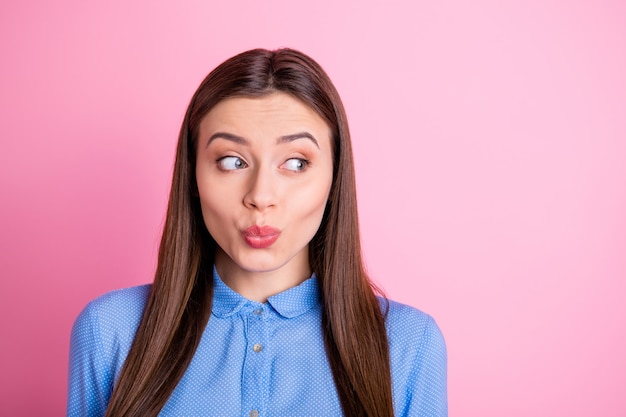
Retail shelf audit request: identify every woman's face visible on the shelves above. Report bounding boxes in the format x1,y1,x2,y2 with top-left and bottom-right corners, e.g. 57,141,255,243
196,92,334,289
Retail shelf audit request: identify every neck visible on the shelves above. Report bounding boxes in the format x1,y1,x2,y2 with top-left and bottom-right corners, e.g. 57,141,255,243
214,249,312,302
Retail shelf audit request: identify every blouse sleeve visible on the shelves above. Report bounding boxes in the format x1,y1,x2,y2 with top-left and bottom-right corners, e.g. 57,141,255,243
66,301,114,417
404,315,448,416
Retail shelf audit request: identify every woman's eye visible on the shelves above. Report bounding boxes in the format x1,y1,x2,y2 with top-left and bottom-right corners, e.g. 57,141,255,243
283,158,309,172
217,156,247,171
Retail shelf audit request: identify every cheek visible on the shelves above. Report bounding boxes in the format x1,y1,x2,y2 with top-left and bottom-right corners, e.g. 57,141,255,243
197,187,234,230
196,170,235,213
296,177,332,221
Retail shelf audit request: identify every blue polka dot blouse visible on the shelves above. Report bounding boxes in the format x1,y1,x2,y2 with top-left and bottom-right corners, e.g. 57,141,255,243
67,270,447,416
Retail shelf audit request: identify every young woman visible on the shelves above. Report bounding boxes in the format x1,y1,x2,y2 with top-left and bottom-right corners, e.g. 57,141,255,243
67,48,447,417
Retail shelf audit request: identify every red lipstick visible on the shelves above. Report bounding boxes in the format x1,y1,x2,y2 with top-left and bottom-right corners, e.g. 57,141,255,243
242,225,281,249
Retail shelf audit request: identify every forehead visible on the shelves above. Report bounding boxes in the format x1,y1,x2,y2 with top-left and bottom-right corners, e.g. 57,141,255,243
198,92,331,143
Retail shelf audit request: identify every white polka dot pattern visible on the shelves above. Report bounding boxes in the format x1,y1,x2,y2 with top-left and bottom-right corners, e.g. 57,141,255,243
67,271,447,416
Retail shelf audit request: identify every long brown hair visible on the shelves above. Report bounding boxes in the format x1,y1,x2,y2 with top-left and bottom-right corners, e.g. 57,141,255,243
105,48,393,417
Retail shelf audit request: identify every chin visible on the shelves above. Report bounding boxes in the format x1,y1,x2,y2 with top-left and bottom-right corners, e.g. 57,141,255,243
232,254,287,274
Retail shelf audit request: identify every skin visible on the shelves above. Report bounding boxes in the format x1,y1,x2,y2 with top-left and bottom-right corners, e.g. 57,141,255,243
196,92,334,302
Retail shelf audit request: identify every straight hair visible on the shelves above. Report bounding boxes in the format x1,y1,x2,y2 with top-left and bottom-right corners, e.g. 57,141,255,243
105,48,393,417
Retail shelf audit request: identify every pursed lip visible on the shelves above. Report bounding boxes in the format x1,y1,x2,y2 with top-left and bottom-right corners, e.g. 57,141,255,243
242,225,281,248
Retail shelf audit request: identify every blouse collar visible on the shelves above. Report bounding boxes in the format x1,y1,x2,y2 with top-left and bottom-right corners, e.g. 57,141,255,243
211,267,321,319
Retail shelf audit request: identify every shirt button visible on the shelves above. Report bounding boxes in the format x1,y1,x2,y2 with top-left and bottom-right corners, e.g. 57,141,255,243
253,343,263,353
253,308,263,316
249,410,259,417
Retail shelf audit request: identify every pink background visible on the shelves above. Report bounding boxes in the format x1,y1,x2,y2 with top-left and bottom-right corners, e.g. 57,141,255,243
1,1,625,415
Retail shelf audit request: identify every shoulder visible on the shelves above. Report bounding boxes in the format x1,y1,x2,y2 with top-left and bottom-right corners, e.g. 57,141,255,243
381,298,448,414
380,297,447,375
67,285,152,416
382,298,445,344
84,284,151,313
74,284,151,328
71,284,152,354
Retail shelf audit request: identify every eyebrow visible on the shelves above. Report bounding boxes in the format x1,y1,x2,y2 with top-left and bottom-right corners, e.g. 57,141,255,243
206,132,247,147
206,131,320,148
277,132,319,148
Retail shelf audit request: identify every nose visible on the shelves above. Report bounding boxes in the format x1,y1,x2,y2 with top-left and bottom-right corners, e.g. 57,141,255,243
243,165,277,211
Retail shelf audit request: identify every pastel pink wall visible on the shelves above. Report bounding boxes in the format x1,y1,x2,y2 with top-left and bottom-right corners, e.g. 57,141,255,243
1,1,625,415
